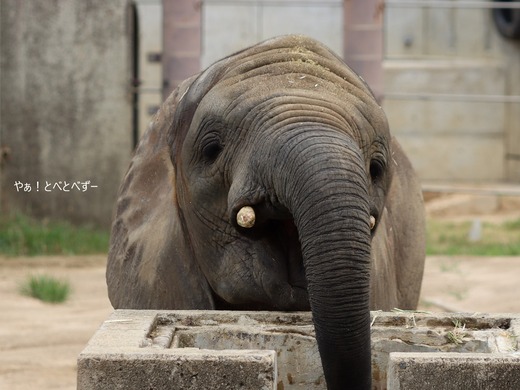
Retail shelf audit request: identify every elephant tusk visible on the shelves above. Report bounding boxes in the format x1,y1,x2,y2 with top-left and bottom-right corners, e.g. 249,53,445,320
370,215,376,230
237,206,256,228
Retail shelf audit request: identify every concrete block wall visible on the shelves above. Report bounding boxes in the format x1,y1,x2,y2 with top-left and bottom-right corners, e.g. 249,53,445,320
383,0,520,183
201,0,344,68
388,352,520,390
167,0,519,183
385,4,497,58
78,310,520,390
384,60,506,181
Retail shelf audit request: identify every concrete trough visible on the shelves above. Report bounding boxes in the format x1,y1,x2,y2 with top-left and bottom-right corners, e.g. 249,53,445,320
78,310,520,389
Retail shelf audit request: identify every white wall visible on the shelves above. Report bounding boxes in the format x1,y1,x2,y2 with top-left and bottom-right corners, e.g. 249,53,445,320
201,0,343,68
383,0,520,182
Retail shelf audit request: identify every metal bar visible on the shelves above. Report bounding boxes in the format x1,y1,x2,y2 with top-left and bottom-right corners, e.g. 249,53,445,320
422,183,520,196
203,0,342,5
134,0,162,5
137,87,163,93
385,92,520,103
129,87,162,94
386,1,520,9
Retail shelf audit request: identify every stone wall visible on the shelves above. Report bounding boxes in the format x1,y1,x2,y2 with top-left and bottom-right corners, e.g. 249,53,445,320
0,0,133,227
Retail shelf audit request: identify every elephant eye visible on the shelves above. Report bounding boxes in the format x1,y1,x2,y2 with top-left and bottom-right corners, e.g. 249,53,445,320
201,138,223,162
369,158,385,183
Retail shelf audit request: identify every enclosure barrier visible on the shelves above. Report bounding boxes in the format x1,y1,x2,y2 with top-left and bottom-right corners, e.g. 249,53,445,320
385,1,520,9
385,92,520,104
78,310,520,390
422,182,520,196
384,0,520,103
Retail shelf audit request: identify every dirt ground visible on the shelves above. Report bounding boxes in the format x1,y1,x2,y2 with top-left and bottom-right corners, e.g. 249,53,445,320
1,192,519,389
2,256,520,390
0,256,112,390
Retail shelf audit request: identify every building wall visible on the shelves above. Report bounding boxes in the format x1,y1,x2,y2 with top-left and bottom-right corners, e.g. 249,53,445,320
135,0,163,139
162,0,201,99
497,31,520,182
201,0,344,68
161,0,385,113
383,0,520,182
343,0,384,102
0,0,133,227
173,0,519,183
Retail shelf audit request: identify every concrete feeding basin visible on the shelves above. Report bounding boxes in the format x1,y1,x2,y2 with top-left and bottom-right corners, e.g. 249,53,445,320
78,310,520,390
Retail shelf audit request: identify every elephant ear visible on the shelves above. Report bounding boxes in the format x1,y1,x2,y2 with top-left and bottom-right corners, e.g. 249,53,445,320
106,76,215,309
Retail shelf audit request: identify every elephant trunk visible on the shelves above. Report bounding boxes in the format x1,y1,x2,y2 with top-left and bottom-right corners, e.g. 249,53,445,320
270,130,372,389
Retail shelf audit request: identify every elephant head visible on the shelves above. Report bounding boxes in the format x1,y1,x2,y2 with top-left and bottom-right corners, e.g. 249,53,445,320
107,35,415,390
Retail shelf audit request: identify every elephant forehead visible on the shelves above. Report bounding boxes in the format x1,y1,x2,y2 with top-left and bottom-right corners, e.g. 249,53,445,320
215,59,369,104
197,48,383,127
219,35,363,88
194,35,376,108
176,35,389,154
195,73,387,141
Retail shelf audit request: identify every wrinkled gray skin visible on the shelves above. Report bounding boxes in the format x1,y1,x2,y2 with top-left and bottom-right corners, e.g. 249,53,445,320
107,35,425,390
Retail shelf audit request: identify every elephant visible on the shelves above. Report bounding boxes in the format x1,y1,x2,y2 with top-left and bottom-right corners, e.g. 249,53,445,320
106,35,426,390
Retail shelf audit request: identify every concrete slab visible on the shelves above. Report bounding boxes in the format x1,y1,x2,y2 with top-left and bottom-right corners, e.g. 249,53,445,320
78,349,276,390
387,352,520,390
201,1,343,68
383,59,507,182
78,311,519,389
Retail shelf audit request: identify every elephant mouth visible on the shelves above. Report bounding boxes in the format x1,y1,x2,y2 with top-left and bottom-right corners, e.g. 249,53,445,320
273,218,307,290
237,208,307,286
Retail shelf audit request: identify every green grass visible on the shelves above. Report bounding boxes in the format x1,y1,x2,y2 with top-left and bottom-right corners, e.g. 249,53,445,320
1,212,517,257
427,218,520,256
20,274,71,303
0,213,109,256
